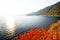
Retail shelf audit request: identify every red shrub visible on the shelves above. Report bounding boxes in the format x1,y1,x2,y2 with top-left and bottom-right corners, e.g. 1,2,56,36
15,21,60,40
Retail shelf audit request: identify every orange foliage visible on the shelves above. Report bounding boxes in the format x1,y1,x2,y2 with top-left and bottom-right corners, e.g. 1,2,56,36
15,21,60,40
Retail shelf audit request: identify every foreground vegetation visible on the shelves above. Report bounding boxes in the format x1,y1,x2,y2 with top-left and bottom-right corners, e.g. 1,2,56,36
15,20,60,40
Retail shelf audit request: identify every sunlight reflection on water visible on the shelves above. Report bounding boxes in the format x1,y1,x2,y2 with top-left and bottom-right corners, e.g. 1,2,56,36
5,16,16,37
0,16,58,40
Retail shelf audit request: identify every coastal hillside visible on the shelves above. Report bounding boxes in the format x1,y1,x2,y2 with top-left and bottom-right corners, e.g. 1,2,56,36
27,2,60,16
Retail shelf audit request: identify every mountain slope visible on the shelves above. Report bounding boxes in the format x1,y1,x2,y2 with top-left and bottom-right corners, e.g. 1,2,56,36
27,2,60,16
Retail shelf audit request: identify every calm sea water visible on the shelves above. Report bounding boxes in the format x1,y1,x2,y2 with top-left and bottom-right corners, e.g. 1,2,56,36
0,16,59,40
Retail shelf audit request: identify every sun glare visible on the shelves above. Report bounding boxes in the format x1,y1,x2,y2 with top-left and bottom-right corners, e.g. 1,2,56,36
0,0,59,16
5,16,15,36
5,16,14,28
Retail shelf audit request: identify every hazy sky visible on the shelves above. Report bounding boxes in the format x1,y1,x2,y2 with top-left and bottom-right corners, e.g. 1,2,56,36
0,0,60,16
